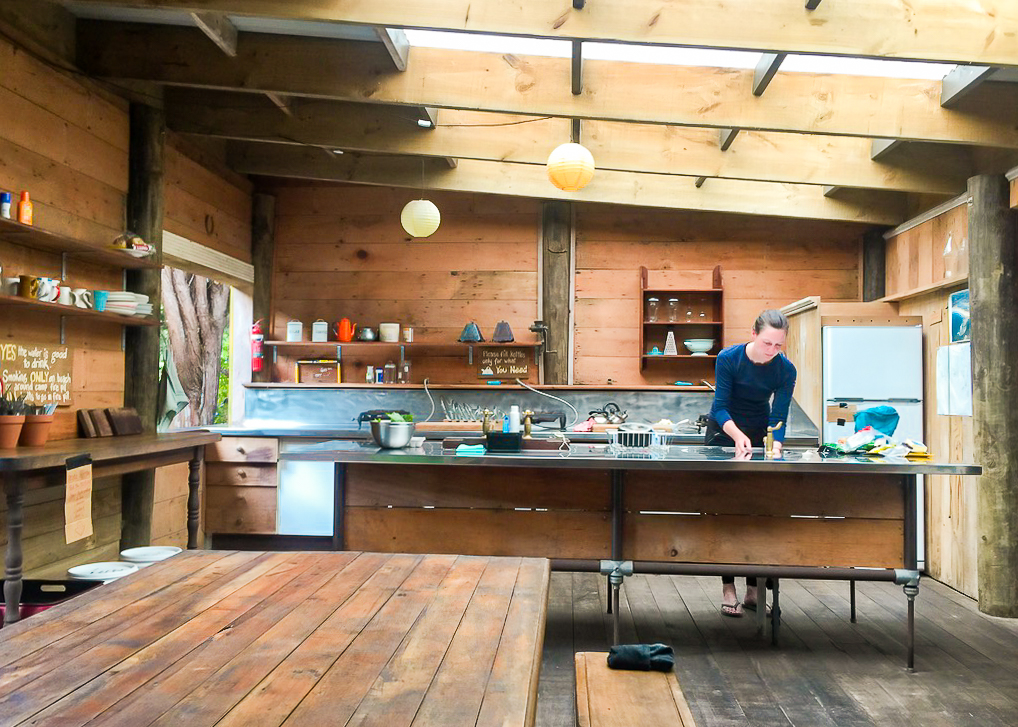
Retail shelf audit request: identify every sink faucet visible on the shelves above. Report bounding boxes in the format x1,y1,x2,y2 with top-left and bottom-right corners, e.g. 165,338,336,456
765,422,784,457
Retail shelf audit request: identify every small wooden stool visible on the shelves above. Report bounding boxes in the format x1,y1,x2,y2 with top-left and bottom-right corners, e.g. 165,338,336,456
575,652,697,727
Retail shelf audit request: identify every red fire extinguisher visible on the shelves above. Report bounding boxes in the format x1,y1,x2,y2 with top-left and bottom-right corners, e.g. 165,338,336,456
251,319,264,373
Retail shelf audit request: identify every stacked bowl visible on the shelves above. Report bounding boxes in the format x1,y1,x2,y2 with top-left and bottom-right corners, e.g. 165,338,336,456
105,292,152,318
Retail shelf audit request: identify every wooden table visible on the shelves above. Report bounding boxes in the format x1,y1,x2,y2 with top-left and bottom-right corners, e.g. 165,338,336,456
0,550,550,727
2,431,221,625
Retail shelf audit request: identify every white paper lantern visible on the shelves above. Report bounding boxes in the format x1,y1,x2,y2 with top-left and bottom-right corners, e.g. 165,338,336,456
547,142,595,192
400,199,441,238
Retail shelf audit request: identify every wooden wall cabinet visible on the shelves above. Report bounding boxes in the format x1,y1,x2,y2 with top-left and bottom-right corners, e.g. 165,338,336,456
204,437,278,535
639,265,723,382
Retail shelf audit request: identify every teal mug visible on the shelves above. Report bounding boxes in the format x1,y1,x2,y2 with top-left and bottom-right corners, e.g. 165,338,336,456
92,290,108,312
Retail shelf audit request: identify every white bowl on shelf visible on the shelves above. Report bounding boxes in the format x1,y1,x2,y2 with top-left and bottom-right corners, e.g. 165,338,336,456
684,339,714,355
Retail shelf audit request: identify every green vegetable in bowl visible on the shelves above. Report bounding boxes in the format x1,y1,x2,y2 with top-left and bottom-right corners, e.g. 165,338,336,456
372,412,414,423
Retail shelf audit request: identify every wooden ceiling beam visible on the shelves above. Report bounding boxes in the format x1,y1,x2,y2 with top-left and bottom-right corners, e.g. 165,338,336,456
63,0,1018,68
227,141,906,224
163,93,970,194
78,23,1018,149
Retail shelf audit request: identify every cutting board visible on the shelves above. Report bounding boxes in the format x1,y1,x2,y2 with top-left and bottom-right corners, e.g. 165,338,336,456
416,420,486,432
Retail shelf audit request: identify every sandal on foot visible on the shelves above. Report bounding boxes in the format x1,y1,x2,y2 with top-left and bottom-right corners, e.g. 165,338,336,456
720,602,743,618
743,601,772,615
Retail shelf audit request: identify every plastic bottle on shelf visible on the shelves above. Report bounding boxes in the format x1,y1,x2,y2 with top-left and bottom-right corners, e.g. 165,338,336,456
0,192,11,220
509,405,521,433
17,191,33,226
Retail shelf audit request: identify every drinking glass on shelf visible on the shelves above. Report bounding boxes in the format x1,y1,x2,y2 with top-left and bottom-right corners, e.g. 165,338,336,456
646,297,660,322
685,296,694,321
697,295,708,319
667,298,679,322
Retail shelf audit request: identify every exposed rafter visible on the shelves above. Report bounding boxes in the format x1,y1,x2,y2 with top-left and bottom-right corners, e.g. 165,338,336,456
571,39,583,96
163,92,971,194
941,65,995,107
753,53,785,96
374,27,409,71
227,142,905,224
719,128,739,152
62,0,1018,68
694,177,707,188
77,24,1018,149
190,11,236,57
805,0,822,9
264,92,293,116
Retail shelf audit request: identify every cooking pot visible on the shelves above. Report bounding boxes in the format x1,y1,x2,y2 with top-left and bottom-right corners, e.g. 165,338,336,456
356,326,377,342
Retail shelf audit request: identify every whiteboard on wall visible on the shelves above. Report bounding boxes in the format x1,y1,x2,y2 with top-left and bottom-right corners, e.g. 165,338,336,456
936,342,972,416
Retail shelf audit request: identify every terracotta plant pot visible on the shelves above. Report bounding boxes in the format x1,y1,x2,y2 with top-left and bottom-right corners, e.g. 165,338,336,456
0,415,26,449
19,414,54,447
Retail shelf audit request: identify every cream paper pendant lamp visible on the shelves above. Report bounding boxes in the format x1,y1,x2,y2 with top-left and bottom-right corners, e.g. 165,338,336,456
547,142,595,192
400,199,441,238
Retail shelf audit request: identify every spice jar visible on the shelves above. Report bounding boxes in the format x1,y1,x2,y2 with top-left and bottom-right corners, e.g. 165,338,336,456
667,298,679,322
646,297,660,323
382,360,396,384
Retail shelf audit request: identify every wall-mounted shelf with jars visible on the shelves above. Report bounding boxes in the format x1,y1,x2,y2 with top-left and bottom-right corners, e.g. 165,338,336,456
639,265,723,371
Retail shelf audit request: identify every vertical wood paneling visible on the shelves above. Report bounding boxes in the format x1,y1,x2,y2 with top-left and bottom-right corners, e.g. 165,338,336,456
574,205,866,386
267,184,540,384
885,204,968,297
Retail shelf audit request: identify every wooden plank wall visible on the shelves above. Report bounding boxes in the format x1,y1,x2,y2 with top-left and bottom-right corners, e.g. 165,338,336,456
267,184,540,384
164,133,253,264
885,203,968,298
889,212,977,597
574,205,867,385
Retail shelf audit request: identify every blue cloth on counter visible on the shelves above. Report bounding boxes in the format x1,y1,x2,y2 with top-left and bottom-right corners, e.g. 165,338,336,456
455,444,486,456
709,344,797,443
854,406,900,437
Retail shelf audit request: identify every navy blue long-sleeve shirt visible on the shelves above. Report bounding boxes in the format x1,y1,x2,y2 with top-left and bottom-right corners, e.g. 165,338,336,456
708,343,797,443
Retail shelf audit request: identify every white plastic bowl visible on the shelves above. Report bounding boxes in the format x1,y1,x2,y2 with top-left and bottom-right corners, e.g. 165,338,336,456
684,339,714,354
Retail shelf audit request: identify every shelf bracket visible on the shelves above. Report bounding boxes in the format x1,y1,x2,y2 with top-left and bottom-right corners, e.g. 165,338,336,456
468,345,473,366
61,252,68,281
121,327,126,352
336,345,342,360
272,347,277,363
59,316,66,345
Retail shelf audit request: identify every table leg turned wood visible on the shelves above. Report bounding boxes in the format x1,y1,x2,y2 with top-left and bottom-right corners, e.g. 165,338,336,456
4,474,24,626
186,447,204,550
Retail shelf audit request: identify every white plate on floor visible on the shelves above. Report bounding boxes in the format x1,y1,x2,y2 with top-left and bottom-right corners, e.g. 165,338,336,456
120,546,182,564
68,562,139,581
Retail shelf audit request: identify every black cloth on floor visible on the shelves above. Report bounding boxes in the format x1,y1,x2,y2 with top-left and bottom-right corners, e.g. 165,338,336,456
606,643,674,672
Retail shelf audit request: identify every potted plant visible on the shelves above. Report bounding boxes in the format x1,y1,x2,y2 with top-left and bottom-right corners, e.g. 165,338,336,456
0,390,27,448
19,403,55,447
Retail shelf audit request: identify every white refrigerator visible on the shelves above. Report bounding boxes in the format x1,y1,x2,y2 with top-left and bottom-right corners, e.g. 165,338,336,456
822,325,925,564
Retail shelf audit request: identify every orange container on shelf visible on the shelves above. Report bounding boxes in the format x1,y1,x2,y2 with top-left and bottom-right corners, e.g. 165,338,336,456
17,191,33,226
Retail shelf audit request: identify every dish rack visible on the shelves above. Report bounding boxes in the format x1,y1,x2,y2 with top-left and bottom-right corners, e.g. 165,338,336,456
606,426,665,455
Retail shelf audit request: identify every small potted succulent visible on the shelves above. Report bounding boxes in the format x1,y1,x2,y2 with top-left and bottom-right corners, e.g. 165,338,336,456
19,402,56,447
0,390,27,449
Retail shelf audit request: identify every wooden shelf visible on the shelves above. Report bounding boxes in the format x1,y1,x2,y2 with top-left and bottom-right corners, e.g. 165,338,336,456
0,217,160,270
0,294,158,326
642,354,718,360
265,340,540,350
643,320,722,325
643,288,723,293
245,382,714,391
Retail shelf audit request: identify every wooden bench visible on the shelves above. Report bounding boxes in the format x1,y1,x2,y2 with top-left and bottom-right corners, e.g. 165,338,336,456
575,651,697,727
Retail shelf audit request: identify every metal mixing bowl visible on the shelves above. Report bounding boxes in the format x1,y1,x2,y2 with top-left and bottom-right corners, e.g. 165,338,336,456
370,420,416,449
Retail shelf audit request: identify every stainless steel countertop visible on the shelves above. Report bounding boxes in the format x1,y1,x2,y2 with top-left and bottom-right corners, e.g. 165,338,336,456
278,440,980,476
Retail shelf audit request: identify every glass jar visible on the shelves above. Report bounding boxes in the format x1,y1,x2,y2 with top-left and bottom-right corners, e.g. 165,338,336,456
698,295,708,319
667,298,679,322
365,365,375,384
646,297,660,323
398,360,412,384
382,360,396,384
685,296,694,321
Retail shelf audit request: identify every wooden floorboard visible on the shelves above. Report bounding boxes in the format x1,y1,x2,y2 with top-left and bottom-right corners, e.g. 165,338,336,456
537,574,1018,727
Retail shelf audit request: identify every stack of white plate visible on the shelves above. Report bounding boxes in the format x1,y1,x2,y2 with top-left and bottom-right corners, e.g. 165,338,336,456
68,562,139,582
105,291,140,316
120,545,182,568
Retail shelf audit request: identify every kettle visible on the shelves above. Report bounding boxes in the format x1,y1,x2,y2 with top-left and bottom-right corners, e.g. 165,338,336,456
335,318,357,342
357,326,377,342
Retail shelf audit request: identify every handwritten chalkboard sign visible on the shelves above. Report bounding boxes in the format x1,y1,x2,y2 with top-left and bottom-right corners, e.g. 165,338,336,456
0,341,72,405
477,347,529,378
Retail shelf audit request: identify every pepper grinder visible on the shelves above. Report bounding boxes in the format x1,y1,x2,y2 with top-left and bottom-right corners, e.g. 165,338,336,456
482,409,493,434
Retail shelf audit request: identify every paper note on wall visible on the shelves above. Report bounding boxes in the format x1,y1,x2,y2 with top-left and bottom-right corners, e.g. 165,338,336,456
936,343,972,417
65,460,94,544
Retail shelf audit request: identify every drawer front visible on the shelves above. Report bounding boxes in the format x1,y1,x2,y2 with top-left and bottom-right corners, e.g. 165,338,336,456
205,485,277,535
206,463,277,488
206,437,278,463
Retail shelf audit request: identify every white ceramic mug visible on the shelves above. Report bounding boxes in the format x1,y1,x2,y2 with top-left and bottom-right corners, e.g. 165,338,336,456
2,277,18,296
72,288,92,309
37,278,60,302
379,322,400,342
57,286,72,305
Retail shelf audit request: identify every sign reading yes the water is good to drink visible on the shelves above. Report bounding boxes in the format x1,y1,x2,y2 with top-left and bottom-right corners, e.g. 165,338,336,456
0,341,72,405
477,347,529,378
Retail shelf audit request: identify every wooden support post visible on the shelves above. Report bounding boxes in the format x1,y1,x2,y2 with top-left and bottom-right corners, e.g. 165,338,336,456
122,104,166,548
251,193,276,383
969,174,1018,617
541,201,572,384
862,228,887,301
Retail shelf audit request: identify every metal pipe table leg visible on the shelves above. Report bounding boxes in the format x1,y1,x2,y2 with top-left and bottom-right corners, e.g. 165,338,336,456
771,578,781,645
612,582,621,645
850,579,857,623
333,462,346,551
904,580,919,671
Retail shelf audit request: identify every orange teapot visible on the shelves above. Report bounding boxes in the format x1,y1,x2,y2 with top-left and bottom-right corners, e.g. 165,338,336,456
334,318,357,342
